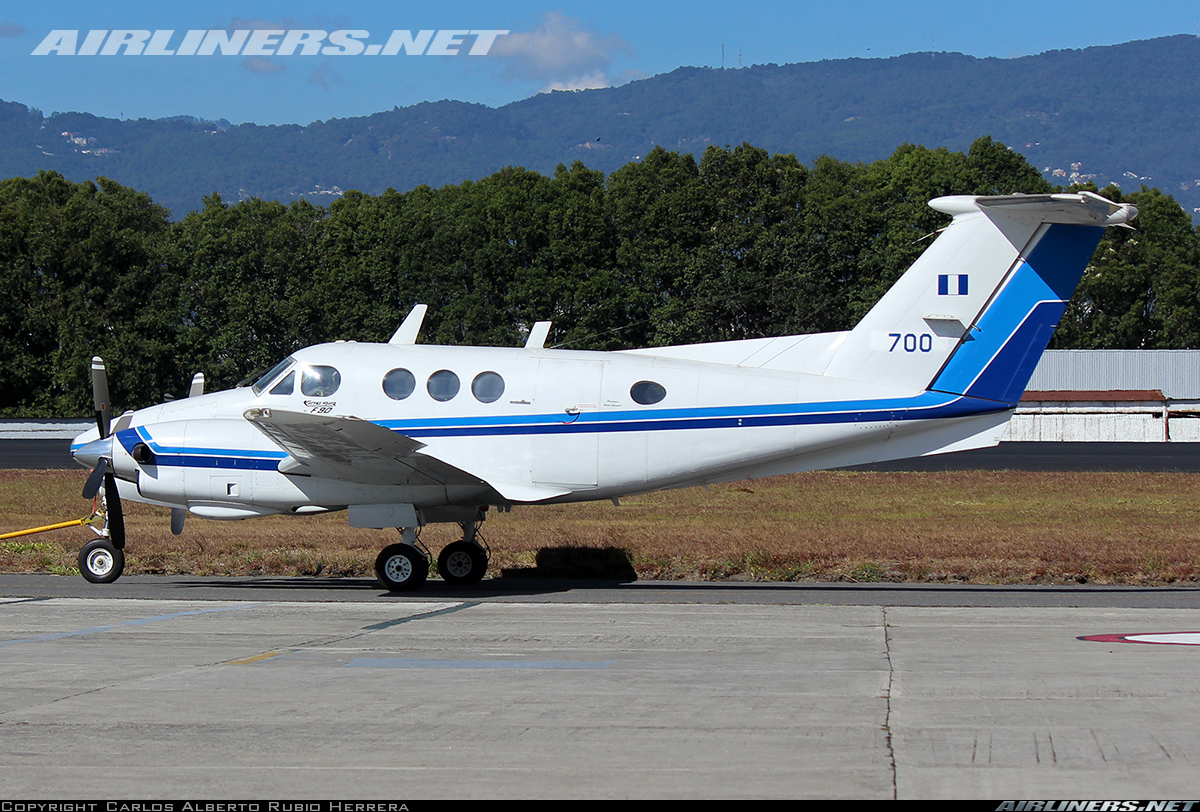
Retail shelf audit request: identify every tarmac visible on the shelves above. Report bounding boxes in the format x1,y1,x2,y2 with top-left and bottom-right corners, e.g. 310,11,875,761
4,439,1200,798
1,576,1198,799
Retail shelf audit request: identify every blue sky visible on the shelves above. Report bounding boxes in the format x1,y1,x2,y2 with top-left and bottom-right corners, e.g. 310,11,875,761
2,1,1198,125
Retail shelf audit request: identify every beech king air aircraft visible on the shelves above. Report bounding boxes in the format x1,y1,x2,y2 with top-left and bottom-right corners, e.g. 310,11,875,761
70,191,1137,590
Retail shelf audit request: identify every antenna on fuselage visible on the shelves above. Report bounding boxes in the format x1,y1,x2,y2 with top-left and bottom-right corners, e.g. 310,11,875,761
389,304,428,345
524,321,552,349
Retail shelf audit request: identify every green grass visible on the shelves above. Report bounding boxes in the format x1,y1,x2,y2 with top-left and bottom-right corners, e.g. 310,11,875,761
2,468,1200,584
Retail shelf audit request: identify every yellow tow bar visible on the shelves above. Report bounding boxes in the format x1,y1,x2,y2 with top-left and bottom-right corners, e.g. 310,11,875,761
0,514,101,540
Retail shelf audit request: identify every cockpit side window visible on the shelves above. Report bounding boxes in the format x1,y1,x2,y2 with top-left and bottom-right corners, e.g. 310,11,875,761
301,365,341,397
252,357,295,395
269,371,295,395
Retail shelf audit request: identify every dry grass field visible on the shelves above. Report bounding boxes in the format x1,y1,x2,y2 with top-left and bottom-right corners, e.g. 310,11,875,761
2,469,1200,585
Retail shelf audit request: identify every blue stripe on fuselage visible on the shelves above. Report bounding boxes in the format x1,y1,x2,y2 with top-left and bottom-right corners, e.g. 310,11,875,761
112,392,1008,470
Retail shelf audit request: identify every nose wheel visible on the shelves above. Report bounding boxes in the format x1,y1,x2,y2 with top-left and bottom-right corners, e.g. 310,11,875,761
78,538,125,584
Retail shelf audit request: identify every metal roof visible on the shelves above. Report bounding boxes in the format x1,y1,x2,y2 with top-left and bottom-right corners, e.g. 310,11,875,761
1028,350,1200,399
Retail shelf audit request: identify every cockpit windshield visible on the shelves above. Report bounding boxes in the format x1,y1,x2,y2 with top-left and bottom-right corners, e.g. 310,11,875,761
251,357,295,395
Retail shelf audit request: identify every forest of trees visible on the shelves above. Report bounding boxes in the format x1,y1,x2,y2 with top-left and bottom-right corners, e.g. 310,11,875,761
1,136,1197,416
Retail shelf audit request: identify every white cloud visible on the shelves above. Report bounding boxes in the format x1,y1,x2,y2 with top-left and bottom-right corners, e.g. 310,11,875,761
489,12,633,91
542,71,614,92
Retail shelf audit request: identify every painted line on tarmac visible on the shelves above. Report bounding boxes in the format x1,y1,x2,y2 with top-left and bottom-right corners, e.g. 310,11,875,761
0,603,257,647
1080,631,1200,646
346,656,614,669
223,649,290,665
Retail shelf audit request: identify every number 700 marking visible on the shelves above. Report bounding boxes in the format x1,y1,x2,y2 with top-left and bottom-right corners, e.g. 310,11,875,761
889,333,933,353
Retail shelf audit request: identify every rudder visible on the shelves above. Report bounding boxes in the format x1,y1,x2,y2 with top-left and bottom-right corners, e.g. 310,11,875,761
929,223,1104,404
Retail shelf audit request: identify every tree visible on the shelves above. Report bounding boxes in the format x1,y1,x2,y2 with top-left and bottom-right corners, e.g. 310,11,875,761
1056,185,1200,348
0,171,176,415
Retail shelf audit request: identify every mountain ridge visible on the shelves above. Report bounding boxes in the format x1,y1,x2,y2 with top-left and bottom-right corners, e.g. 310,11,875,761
2,34,1196,215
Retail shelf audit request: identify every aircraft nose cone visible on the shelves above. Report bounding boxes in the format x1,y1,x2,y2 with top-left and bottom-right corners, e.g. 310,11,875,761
73,436,113,469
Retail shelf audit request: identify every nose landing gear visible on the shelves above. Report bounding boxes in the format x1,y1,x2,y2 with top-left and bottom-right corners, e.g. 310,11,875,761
79,537,125,584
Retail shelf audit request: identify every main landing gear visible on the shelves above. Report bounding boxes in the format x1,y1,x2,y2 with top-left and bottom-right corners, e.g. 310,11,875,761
374,519,490,592
374,536,427,592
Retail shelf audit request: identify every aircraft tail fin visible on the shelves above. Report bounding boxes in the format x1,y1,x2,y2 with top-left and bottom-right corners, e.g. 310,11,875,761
821,192,1137,403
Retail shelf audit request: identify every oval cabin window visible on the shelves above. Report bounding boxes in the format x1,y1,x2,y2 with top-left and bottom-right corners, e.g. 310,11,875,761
427,370,460,402
382,368,416,400
471,371,505,403
630,381,666,405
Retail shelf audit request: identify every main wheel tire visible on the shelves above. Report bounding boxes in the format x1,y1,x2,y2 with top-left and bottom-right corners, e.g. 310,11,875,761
375,544,429,592
437,540,489,585
78,539,125,584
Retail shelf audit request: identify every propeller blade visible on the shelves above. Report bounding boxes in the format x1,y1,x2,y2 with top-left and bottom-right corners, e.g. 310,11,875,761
91,356,111,438
103,472,125,549
82,457,108,499
170,507,186,536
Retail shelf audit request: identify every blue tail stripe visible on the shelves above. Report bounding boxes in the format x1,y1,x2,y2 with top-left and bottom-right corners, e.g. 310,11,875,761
930,223,1103,404
962,301,1063,405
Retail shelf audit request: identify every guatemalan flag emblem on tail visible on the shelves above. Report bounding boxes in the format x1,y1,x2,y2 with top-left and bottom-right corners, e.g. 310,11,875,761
938,273,969,295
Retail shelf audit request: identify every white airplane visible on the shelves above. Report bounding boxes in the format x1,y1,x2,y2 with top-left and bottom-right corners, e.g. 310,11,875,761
71,191,1137,590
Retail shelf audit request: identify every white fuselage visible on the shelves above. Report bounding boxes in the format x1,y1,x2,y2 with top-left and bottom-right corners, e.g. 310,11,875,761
74,339,1010,520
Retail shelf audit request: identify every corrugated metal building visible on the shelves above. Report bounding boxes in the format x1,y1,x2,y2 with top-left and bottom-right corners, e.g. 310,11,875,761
1007,350,1200,442
1027,350,1200,398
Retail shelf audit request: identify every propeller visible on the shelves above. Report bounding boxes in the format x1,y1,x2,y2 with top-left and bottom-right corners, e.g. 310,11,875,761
91,356,111,439
105,476,125,548
84,356,125,549
81,360,200,546
82,457,107,500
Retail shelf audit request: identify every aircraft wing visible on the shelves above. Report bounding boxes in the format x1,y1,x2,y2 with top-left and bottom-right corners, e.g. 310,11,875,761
241,408,572,503
243,408,486,488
